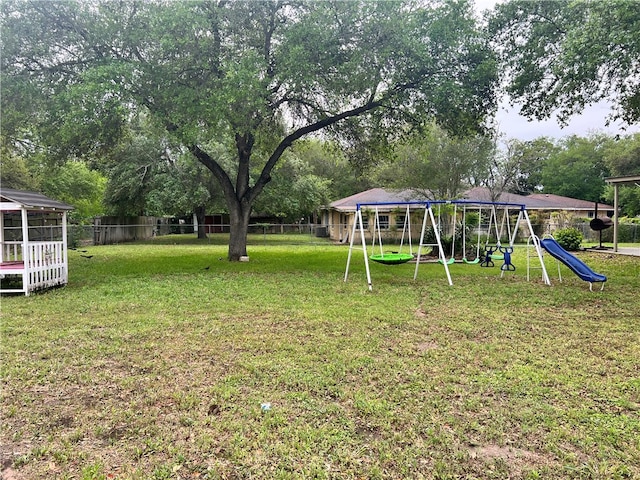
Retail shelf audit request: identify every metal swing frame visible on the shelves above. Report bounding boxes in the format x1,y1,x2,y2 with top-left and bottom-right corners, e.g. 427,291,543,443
344,201,452,291
344,200,550,291
368,205,415,265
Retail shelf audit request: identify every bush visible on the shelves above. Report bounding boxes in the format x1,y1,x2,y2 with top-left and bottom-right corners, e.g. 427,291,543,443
619,222,640,243
554,227,583,251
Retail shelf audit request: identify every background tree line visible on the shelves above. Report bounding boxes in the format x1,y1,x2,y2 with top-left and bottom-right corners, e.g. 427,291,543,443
1,0,639,257
3,126,639,221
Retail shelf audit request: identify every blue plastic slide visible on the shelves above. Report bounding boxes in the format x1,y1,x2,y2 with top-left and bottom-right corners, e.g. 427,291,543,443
540,238,607,286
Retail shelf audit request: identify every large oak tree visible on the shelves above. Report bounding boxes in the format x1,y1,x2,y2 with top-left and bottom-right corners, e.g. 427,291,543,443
1,0,497,260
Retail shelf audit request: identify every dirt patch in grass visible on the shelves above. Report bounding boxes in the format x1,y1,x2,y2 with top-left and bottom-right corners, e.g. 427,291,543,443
416,340,439,353
1,440,33,480
414,306,427,318
468,444,556,476
1,466,22,480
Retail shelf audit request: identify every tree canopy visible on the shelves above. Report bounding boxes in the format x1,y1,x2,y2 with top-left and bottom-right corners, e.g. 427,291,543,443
489,0,640,126
602,133,640,216
1,0,498,260
488,137,556,197
377,123,494,200
539,134,612,203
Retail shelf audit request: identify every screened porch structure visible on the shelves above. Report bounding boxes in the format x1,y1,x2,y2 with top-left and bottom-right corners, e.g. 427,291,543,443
0,188,73,296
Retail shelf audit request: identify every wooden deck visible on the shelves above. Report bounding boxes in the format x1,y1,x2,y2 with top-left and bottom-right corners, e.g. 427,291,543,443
0,260,25,270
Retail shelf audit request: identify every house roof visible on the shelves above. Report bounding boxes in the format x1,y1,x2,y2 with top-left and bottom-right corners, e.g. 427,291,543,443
461,187,547,207
0,188,74,211
463,187,613,211
327,187,613,213
329,188,425,212
527,193,613,211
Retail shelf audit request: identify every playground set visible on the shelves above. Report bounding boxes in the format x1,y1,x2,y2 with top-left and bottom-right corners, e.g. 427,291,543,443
344,200,607,291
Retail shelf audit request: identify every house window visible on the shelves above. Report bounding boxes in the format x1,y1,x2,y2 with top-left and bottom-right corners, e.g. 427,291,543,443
361,215,369,229
379,215,390,229
587,211,594,218
396,214,406,229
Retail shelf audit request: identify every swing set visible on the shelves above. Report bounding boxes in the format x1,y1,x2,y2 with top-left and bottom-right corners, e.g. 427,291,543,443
368,204,415,265
478,204,517,270
344,199,550,290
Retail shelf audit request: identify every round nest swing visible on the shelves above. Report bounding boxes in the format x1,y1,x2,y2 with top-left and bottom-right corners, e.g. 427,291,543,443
369,252,414,265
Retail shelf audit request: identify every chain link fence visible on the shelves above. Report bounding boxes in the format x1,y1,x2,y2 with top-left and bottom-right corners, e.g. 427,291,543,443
573,221,639,244
67,220,638,248
67,223,333,247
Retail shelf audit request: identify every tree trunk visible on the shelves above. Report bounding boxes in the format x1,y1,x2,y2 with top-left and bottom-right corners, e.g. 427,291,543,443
186,100,386,262
195,205,207,239
227,198,252,261
187,142,256,261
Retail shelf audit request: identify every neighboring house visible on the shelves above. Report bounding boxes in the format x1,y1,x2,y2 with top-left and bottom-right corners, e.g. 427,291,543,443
463,187,614,218
321,187,614,242
322,188,426,242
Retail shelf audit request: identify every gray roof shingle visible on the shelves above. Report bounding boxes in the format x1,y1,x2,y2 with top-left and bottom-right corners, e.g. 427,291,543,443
328,187,613,212
0,188,74,211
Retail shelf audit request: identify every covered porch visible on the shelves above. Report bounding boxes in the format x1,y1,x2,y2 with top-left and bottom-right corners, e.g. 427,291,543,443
0,188,73,296
605,175,640,253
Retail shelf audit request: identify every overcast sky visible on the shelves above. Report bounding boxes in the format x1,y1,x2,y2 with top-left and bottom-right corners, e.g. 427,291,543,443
493,100,638,143
473,0,639,142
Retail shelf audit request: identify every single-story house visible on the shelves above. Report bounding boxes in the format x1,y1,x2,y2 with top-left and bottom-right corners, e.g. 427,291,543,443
320,187,614,242
321,188,425,242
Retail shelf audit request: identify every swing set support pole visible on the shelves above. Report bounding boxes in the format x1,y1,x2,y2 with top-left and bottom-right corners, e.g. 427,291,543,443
344,206,374,290
510,209,521,247
361,209,373,290
432,205,453,286
523,208,551,285
344,209,358,282
414,203,453,286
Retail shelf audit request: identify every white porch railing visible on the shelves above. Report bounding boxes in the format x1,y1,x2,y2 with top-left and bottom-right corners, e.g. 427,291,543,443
2,241,23,262
1,241,67,295
27,241,67,293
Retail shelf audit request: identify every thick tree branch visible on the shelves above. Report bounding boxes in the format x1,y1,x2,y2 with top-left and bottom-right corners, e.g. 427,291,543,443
187,143,237,203
249,99,384,204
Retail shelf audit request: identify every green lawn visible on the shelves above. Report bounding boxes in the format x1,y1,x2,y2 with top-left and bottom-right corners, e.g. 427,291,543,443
1,235,639,479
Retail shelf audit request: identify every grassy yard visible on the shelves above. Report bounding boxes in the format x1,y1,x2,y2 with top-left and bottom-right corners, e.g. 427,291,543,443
1,235,639,479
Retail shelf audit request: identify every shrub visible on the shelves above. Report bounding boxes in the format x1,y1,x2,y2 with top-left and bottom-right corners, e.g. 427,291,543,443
554,227,583,251
619,222,640,243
